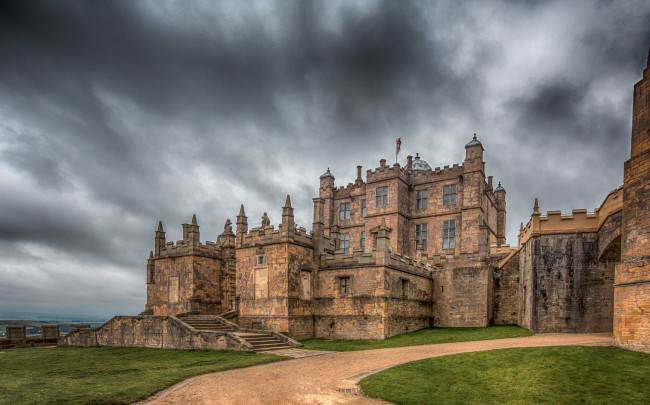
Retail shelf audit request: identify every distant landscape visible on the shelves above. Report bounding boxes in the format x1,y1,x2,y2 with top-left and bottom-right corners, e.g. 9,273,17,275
0,312,110,337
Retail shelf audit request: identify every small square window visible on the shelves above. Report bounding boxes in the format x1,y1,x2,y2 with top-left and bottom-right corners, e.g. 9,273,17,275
339,276,351,294
257,255,266,265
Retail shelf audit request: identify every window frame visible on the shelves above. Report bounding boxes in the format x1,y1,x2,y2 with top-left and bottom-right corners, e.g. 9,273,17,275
360,231,365,251
442,220,456,249
339,276,351,294
361,199,367,217
416,189,428,210
339,233,350,255
339,202,350,220
443,184,457,206
415,223,428,250
256,255,266,266
376,186,389,207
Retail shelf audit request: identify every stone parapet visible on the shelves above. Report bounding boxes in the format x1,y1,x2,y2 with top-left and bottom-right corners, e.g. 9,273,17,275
158,240,223,259
518,186,623,247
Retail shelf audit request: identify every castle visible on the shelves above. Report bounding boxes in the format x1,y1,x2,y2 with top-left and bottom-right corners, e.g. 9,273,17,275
62,50,649,353
142,134,508,340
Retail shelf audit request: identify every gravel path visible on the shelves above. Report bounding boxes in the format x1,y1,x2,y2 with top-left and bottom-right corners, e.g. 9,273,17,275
139,333,611,405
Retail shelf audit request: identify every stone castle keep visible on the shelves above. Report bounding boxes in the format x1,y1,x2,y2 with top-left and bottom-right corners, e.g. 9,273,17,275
63,51,649,353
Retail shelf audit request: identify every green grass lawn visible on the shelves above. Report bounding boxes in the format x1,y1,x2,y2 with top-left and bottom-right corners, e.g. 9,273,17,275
300,325,533,351
360,346,650,405
0,346,284,405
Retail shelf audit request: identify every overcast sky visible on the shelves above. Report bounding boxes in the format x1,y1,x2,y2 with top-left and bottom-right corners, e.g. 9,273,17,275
1,0,648,317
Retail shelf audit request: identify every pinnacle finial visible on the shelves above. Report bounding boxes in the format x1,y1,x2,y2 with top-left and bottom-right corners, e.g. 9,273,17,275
473,133,477,140
533,198,540,213
238,204,246,217
157,221,164,232
284,194,292,208
498,181,501,187
191,214,197,226
149,250,154,259
520,222,524,231
380,217,387,229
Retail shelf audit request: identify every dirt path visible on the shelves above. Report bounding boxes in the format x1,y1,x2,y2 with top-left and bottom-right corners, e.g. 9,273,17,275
139,333,611,405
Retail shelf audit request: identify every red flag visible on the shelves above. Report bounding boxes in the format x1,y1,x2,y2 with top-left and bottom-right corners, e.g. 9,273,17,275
396,138,401,154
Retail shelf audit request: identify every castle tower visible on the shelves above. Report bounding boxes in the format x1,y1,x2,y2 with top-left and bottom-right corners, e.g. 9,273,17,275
614,49,650,353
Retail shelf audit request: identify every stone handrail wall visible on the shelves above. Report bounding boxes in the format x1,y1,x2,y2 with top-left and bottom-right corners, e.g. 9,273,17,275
59,315,254,351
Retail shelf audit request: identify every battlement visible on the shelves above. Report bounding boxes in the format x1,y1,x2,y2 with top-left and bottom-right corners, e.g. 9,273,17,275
518,186,623,247
158,239,223,258
366,161,410,184
410,162,466,184
333,182,366,197
489,243,516,256
241,223,314,248
321,245,433,278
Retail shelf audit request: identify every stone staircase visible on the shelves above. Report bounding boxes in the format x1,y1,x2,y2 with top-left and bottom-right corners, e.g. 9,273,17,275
234,332,293,351
177,314,237,332
176,314,295,351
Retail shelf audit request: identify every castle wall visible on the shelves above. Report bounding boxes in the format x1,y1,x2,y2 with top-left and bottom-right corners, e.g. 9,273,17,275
313,266,387,340
383,267,433,337
431,264,491,327
518,233,614,333
491,250,520,325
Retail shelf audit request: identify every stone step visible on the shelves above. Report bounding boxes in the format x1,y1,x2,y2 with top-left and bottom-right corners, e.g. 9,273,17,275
252,345,293,351
244,336,279,342
250,343,291,350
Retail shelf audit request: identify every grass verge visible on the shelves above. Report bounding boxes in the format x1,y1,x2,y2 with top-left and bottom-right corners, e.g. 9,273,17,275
0,346,284,405
300,325,533,351
360,346,650,404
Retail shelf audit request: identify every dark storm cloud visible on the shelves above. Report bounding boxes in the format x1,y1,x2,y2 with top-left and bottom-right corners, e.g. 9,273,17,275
0,0,648,315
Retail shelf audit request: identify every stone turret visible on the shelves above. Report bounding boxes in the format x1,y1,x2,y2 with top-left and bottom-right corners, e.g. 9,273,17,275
494,181,507,246
281,194,295,236
182,214,200,245
236,204,248,247
154,221,165,257
146,251,154,284
465,133,484,161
